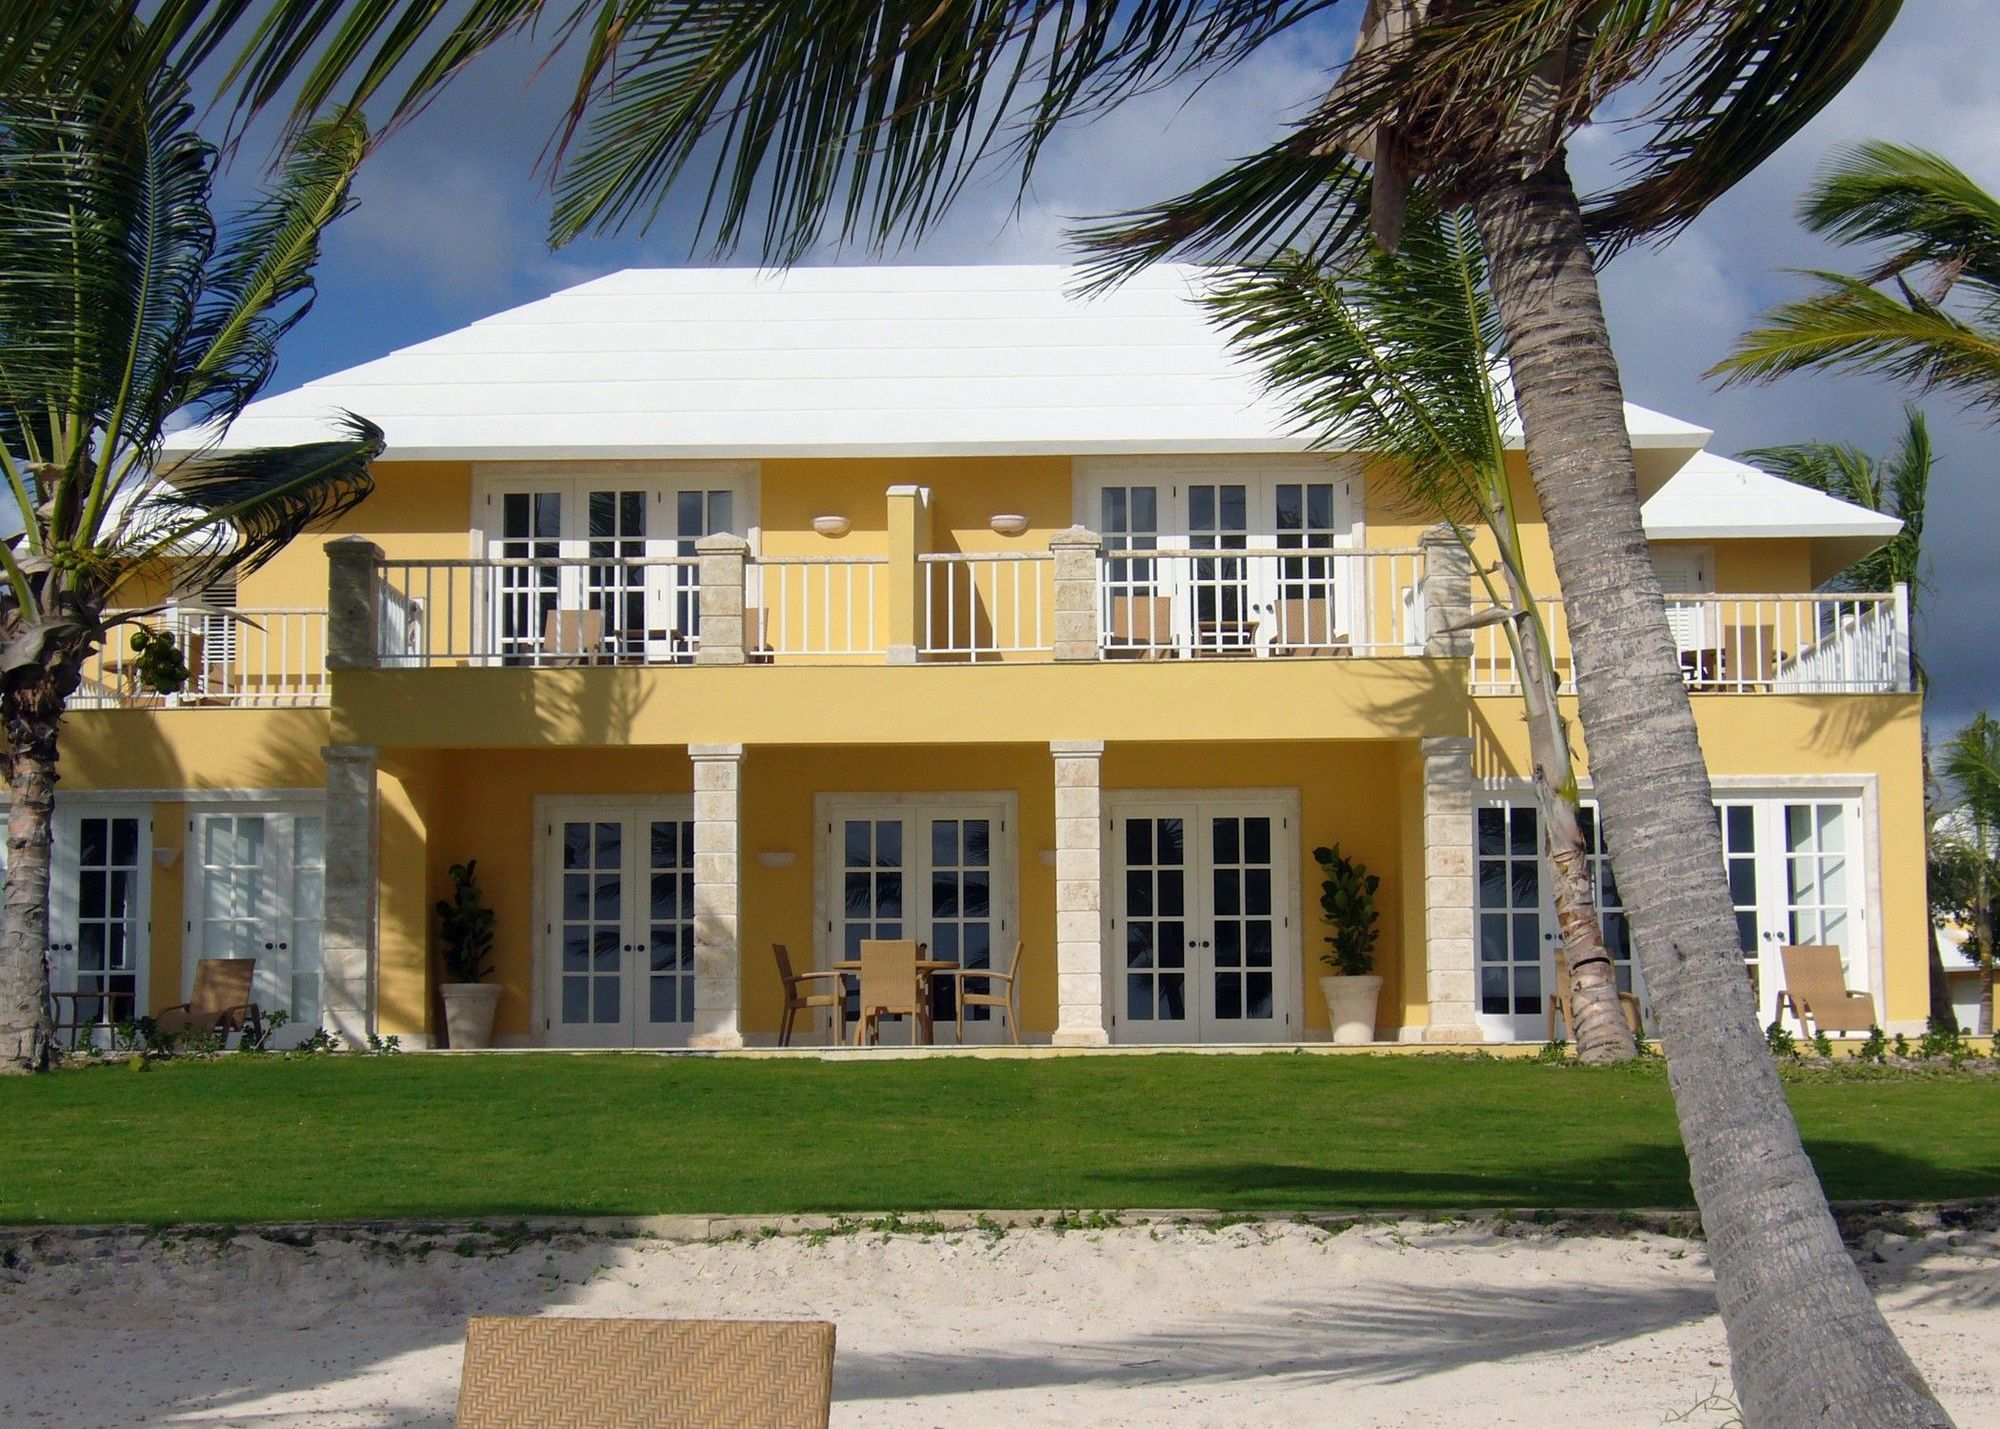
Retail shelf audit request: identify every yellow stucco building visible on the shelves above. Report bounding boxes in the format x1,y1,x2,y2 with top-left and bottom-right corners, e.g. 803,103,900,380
51,266,1923,1049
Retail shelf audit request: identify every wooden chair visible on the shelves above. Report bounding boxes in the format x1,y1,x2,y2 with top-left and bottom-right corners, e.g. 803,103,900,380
854,939,928,1046
1545,948,1644,1043
1104,595,1175,659
939,941,1025,1046
772,943,844,1046
541,608,606,665
455,1316,836,1429
154,958,262,1042
1776,944,1878,1036
1269,598,1349,658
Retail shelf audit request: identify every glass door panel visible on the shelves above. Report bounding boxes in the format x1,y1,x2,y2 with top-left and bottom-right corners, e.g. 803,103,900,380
1205,813,1279,1036
838,815,908,1031
498,489,563,664
1272,481,1342,654
185,808,322,1046
643,818,696,1035
1187,483,1251,654
927,816,994,1031
53,812,147,1038
1476,804,1547,1040
587,489,650,659
674,489,735,654
1099,485,1168,652
1118,812,1192,1041
556,819,627,1045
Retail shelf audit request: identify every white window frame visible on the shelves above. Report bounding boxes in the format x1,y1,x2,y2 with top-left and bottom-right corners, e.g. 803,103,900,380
51,802,154,1032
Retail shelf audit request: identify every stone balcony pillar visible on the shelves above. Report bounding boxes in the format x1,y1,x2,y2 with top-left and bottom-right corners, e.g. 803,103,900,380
321,744,379,1046
885,484,933,664
1420,735,1482,1043
689,743,745,1049
326,537,384,670
1420,524,1473,660
1050,527,1102,663
694,535,749,665
1050,739,1110,1046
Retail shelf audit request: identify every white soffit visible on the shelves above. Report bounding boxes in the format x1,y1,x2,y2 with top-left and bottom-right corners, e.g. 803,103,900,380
164,265,1714,462
1641,452,1902,541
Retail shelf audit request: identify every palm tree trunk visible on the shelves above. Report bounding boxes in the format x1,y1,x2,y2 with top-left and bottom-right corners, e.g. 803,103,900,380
1474,154,1949,1428
1,670,65,1074
1506,569,1635,1063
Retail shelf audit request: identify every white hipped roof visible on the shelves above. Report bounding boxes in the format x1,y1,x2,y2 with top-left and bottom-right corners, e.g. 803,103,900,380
168,264,1714,462
1640,451,1903,581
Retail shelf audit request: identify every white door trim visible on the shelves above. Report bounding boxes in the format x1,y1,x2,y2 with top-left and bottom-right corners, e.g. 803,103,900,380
51,802,154,1027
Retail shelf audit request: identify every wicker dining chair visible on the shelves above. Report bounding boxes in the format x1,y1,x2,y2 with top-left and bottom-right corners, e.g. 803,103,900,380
772,943,844,1046
854,939,928,1046
1545,948,1643,1044
541,608,605,666
939,941,1026,1046
1775,944,1878,1036
454,1316,835,1429
1104,595,1175,659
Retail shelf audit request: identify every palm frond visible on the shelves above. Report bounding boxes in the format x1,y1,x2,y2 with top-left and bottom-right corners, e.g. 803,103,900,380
1712,271,2000,412
1942,714,2000,840
132,414,383,591
174,112,368,432
1798,142,2000,297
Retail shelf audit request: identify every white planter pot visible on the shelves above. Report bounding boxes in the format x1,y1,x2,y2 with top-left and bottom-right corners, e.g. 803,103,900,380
440,982,503,1050
1321,974,1383,1046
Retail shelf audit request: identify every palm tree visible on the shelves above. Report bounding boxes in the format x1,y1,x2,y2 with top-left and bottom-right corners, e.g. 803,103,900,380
1939,714,2000,1036
0,17,382,1073
1717,143,2000,411
1206,207,1637,1064
26,2,1952,1420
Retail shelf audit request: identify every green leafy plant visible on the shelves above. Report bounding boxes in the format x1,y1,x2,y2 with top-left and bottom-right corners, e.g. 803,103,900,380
1811,1030,1835,1059
1535,1038,1570,1064
1918,1018,1968,1063
128,627,191,695
437,860,496,983
1859,1026,1889,1063
1893,1032,1912,1059
1313,844,1379,977
1766,1021,1799,1058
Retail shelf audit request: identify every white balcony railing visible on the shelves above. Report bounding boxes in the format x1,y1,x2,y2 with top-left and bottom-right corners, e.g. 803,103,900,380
75,608,329,708
921,552,1054,661
756,556,889,658
1470,588,1912,695
374,557,703,666
1094,547,1425,659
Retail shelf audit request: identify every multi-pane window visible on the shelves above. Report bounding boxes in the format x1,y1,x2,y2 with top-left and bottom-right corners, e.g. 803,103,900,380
73,816,143,1027
560,820,625,1026
499,490,562,663
1122,816,1188,1024
587,490,650,656
928,818,993,1023
646,818,696,1025
1208,815,1275,1021
1476,805,1544,1017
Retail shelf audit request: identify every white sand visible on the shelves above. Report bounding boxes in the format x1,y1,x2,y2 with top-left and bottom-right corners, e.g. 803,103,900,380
2,1215,1994,1427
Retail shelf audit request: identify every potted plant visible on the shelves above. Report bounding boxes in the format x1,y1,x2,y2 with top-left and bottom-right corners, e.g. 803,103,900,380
437,860,500,1048
1315,844,1383,1044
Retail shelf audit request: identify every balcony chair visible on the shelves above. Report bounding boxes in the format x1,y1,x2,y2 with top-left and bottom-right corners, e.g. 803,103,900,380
154,957,262,1043
743,607,775,665
1775,944,1878,1036
1546,948,1644,1044
541,608,606,666
937,941,1025,1046
854,939,929,1046
455,1316,836,1429
1269,598,1350,658
1104,595,1176,659
772,943,845,1046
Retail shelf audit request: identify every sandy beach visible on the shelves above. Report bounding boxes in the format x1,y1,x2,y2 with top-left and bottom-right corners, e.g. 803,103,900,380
2,1212,1993,1427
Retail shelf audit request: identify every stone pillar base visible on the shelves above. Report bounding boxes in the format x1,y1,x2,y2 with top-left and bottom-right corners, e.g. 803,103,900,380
1051,1028,1111,1048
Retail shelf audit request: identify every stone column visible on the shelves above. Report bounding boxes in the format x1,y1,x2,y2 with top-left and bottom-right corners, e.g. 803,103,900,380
1050,527,1102,663
1050,739,1110,1046
1419,524,1473,659
689,744,745,1048
694,535,749,665
321,744,379,1046
1420,735,1482,1042
326,537,384,669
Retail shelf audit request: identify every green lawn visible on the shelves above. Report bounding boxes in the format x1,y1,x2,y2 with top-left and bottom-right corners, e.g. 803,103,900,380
1,1054,1993,1225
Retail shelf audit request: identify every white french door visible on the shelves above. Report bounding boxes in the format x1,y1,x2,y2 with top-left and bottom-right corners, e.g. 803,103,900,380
51,805,152,1037
821,797,1014,1043
1086,467,1359,656
481,472,748,663
1109,796,1297,1043
1474,791,1867,1040
185,806,325,1046
543,802,697,1047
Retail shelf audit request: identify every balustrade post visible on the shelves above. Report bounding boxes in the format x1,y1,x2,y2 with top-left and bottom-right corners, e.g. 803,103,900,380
1050,526,1102,662
1419,525,1472,660
325,537,384,670
694,534,749,665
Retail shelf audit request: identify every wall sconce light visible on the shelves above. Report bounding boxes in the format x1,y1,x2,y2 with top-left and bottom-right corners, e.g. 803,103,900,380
811,515,852,538
755,850,797,869
989,513,1030,537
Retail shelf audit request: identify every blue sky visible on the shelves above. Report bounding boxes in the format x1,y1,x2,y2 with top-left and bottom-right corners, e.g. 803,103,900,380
215,2,2000,731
